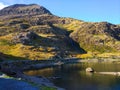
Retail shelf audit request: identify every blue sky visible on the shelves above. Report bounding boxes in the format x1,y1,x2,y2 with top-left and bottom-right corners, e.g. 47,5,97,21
0,0,120,24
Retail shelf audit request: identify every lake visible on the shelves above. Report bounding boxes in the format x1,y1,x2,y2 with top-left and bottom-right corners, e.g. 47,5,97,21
0,78,38,90
24,63,120,90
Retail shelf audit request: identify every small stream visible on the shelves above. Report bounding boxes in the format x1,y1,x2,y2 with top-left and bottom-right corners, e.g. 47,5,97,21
25,63,120,90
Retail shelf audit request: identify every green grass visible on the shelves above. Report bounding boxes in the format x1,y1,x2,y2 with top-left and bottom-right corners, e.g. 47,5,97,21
41,86,57,90
0,39,13,46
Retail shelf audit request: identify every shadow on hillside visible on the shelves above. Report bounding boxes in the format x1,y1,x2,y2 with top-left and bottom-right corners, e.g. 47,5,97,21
48,23,69,36
69,38,87,54
49,24,87,54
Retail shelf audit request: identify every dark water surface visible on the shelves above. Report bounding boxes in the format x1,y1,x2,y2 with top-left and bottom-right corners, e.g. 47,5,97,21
25,63,120,90
0,78,38,90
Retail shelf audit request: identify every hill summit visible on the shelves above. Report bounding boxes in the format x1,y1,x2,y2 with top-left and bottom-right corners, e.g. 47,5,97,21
0,4,52,16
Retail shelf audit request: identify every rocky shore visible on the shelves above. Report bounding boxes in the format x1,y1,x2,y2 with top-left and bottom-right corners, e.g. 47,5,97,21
0,60,66,90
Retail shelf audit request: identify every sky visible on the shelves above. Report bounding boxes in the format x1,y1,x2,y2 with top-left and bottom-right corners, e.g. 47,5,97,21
0,0,120,24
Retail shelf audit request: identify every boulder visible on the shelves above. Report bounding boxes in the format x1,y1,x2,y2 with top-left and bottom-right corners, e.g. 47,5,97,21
86,67,94,72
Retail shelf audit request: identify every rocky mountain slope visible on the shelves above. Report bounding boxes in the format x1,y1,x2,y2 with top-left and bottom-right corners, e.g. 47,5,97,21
0,4,85,60
0,4,120,60
0,4,52,16
70,22,120,53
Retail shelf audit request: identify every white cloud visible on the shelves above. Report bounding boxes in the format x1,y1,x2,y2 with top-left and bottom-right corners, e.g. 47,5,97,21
0,2,7,10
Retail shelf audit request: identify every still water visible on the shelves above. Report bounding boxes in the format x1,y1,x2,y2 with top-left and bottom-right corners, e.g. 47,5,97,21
25,63,120,90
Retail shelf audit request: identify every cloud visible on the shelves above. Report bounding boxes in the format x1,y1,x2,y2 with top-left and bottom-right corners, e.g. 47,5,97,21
0,2,8,10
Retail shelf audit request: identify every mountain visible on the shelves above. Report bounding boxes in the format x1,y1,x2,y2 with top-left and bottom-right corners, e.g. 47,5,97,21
0,4,52,16
0,4,120,60
0,4,85,60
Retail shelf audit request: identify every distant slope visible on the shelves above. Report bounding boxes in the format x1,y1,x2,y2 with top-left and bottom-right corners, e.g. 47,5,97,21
70,22,120,53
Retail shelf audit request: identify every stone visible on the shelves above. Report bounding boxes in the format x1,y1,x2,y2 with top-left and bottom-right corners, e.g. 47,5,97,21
86,67,94,72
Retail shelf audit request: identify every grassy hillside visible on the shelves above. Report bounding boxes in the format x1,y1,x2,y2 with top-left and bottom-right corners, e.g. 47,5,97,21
0,4,120,60
0,13,85,60
69,22,120,58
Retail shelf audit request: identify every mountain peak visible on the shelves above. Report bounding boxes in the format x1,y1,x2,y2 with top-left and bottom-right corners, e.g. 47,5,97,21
0,4,52,16
7,4,41,8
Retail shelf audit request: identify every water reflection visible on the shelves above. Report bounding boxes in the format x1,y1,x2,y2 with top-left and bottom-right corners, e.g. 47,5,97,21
25,68,54,77
24,63,120,90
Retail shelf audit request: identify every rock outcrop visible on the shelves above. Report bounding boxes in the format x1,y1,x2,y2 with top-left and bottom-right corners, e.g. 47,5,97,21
12,31,39,45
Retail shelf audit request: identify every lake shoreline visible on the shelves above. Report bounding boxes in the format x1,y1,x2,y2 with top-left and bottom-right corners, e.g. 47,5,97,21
0,60,67,90
0,58,120,90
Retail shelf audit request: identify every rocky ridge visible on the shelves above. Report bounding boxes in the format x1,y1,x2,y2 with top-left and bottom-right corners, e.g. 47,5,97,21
0,4,52,16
